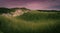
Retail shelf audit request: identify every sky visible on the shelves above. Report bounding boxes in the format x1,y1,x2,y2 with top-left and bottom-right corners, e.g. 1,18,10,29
0,0,60,10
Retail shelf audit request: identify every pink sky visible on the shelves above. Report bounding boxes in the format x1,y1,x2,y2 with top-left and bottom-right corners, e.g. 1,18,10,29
0,0,60,10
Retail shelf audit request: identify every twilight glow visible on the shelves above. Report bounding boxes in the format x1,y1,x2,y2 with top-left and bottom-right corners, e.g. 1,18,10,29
0,0,60,10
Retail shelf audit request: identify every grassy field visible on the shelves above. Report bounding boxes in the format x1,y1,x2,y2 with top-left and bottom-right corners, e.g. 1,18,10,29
0,11,60,33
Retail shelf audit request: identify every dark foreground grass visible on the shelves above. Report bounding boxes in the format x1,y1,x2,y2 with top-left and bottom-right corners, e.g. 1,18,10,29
0,11,60,33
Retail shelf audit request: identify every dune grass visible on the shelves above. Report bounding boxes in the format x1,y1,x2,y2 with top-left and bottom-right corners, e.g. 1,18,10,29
0,11,60,33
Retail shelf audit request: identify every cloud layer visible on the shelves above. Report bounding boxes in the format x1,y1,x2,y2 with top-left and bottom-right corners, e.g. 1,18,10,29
0,0,60,10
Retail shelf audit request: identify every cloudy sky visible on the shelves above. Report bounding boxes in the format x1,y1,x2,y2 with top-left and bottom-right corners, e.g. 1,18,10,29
0,0,60,10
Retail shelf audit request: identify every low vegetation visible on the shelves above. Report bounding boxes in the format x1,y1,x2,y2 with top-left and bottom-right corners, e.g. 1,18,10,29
0,8,60,33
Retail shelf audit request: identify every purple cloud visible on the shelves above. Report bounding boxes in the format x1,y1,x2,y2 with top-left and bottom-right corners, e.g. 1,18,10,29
0,0,60,10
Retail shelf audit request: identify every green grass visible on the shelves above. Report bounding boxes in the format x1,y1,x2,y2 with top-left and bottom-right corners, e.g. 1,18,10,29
0,11,60,33
17,11,60,21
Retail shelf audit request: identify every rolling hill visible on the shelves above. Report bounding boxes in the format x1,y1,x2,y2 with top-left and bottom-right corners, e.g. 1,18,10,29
0,10,60,33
